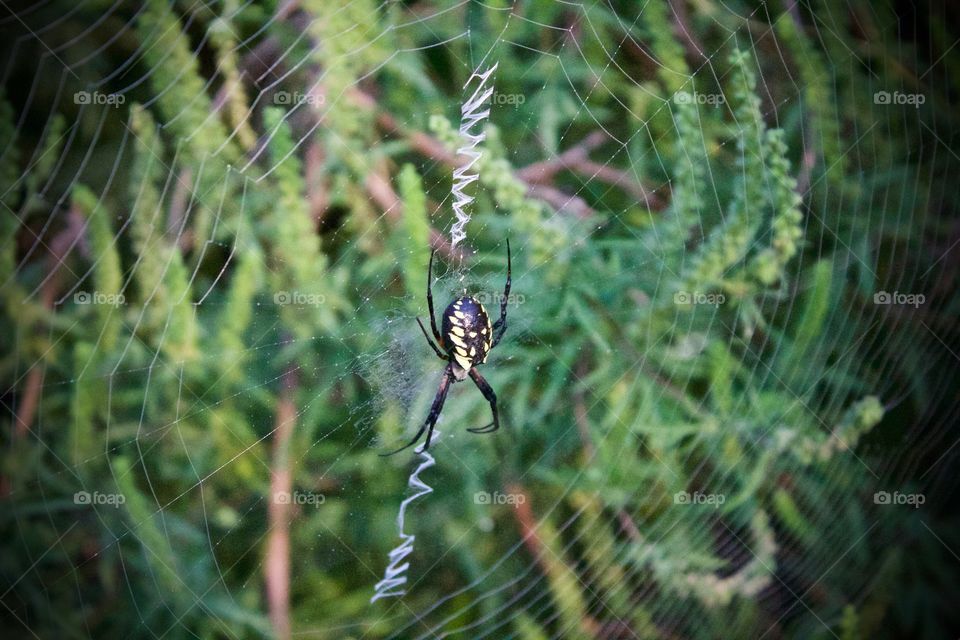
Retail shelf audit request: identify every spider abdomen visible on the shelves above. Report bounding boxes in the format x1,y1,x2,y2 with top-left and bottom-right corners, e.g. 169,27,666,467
441,296,493,375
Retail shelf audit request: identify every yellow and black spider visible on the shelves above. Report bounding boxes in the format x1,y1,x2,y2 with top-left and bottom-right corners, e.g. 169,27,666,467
382,240,512,456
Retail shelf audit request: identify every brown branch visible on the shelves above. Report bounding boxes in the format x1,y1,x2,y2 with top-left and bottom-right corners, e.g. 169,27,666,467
668,0,708,63
510,484,550,573
518,131,666,210
574,158,665,210
571,366,646,548
782,1,818,197
509,483,600,638
525,184,594,219
14,367,43,441
796,133,817,197
242,21,618,239
14,211,83,440
617,511,644,543
372,106,457,165
364,157,467,262
365,158,401,223
305,141,329,225
265,365,298,640
573,360,596,460
516,131,607,183
242,15,607,225
265,5,658,217
428,228,466,262
236,31,467,258
355,88,606,216
168,168,193,252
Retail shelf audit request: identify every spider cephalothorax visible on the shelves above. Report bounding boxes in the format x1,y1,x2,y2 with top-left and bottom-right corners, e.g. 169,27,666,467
382,240,511,455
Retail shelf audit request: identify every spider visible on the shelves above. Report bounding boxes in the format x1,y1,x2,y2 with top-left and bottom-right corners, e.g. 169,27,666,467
382,240,512,456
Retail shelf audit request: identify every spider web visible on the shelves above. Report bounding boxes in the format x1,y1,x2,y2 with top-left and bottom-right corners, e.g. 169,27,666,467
1,1,958,639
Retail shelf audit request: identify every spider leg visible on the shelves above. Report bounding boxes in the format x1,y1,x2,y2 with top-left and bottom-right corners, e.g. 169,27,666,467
417,318,446,360
491,239,511,348
426,249,443,345
380,366,453,456
466,368,499,434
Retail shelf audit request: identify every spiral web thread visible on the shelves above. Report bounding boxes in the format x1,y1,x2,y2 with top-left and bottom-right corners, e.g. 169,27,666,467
369,55,498,608
448,63,498,255
370,433,439,603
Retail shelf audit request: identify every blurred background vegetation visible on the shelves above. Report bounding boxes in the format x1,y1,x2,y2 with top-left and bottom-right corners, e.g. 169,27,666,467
1,0,959,638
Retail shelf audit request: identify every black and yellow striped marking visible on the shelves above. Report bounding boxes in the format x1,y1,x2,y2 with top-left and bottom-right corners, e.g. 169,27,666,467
441,296,493,373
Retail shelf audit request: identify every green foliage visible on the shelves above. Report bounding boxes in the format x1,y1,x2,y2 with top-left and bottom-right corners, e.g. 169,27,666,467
750,129,805,285
774,11,845,186
126,104,198,362
303,0,388,167
72,185,123,351
208,3,257,153
396,163,430,302
664,92,709,253
136,0,237,166
430,116,573,276
0,90,20,286
263,106,338,337
681,49,770,294
1,2,956,639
